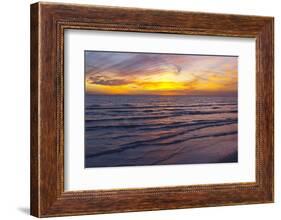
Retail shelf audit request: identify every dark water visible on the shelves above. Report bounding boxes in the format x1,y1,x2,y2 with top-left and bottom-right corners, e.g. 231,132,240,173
85,95,238,168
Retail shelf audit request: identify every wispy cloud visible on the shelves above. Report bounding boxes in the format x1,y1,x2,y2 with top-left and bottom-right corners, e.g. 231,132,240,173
85,51,237,96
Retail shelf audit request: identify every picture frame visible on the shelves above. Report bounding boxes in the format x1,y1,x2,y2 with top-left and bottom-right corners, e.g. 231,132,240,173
30,2,274,217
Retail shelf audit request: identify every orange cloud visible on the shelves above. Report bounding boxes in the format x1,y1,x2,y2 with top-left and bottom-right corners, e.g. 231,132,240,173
85,51,238,96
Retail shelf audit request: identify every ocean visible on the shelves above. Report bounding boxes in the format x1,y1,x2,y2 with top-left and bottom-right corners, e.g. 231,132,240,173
85,95,238,168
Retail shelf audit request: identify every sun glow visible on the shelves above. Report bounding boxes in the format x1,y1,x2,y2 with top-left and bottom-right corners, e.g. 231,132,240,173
85,52,238,96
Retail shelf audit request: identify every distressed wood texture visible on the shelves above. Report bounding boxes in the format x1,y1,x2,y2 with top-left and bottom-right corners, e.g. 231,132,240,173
30,2,274,217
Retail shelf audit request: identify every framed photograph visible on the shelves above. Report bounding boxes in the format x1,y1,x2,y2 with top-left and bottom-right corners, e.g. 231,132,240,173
30,2,274,217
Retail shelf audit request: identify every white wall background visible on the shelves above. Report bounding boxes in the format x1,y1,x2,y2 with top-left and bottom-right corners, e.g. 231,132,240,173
0,0,279,219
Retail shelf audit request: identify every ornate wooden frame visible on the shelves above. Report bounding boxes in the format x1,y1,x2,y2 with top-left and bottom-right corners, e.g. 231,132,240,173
30,2,274,217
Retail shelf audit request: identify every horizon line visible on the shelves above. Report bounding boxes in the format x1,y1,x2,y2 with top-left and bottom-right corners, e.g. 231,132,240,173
85,93,237,97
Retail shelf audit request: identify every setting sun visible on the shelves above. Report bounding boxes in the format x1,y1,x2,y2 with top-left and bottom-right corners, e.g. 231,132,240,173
85,51,237,96
85,50,238,168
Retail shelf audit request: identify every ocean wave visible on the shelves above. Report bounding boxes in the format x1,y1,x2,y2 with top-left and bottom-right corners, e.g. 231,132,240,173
85,95,238,167
85,118,237,131
85,110,237,122
87,103,237,110
86,127,237,158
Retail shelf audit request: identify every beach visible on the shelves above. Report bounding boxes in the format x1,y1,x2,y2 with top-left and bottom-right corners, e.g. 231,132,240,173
85,95,238,168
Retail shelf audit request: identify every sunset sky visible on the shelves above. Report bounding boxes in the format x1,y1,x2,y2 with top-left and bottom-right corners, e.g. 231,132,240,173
85,51,238,96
